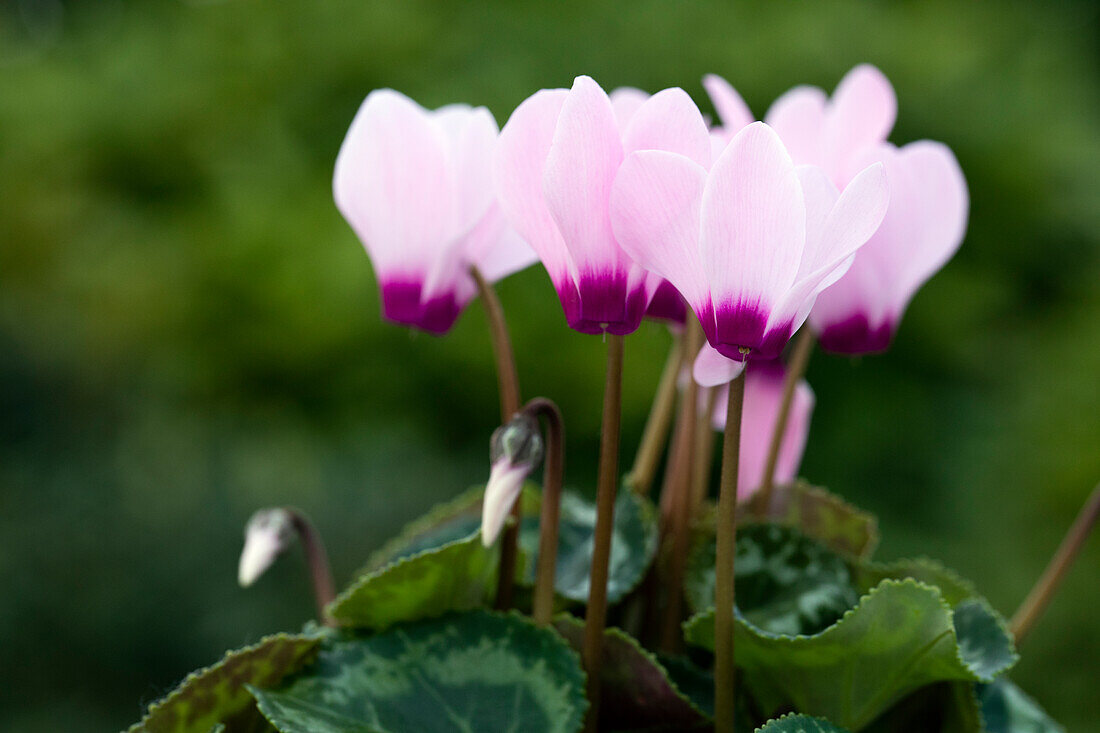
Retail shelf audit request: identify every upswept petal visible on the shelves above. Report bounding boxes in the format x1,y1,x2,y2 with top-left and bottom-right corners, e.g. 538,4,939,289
701,122,805,318
334,89,453,277
609,86,650,130
463,204,539,284
494,88,573,288
542,76,626,281
693,342,746,387
763,85,827,167
767,161,889,332
793,165,840,283
887,140,968,316
826,64,897,174
433,105,500,236
811,140,966,349
622,87,712,168
702,74,755,134
610,150,710,314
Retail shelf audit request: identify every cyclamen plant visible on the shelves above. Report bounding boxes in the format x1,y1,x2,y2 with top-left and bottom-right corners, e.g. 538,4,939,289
128,66,1096,733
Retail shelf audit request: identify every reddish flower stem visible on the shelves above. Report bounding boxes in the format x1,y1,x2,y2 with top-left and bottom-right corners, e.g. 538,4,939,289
582,334,624,731
1010,482,1100,644
525,397,566,627
659,321,702,651
714,370,746,732
627,334,683,496
286,509,337,627
470,265,524,611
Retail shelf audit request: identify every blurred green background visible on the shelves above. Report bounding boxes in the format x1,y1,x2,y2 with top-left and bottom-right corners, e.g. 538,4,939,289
1,0,1098,729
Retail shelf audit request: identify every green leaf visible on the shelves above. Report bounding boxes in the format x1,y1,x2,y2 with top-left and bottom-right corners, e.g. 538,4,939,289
740,480,879,559
521,489,659,604
358,485,657,608
684,524,860,635
361,486,538,572
329,532,501,631
754,713,850,732
250,611,587,733
683,579,1017,730
854,558,978,606
552,615,710,731
128,633,320,733
979,678,1065,733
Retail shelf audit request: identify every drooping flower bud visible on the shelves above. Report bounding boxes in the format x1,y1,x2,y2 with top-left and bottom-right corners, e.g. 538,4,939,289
238,508,297,587
482,413,544,546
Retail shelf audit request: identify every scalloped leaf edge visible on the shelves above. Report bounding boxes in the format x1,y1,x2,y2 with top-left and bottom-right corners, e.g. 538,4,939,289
753,712,850,732
127,632,321,733
328,529,504,628
683,578,1018,681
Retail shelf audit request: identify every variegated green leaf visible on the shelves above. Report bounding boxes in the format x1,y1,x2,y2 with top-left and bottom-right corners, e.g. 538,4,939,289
250,611,587,733
128,633,319,733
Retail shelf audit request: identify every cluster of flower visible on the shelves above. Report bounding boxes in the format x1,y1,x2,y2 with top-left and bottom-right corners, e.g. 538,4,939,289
333,64,968,369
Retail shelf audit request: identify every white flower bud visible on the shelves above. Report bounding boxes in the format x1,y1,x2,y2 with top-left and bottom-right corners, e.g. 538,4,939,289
481,414,544,547
238,508,296,587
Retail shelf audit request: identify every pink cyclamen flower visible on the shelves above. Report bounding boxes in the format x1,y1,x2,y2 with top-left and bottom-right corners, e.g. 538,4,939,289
709,361,814,499
702,73,755,140
495,76,711,335
809,142,969,354
763,64,896,185
335,89,537,335
608,86,690,326
611,121,890,383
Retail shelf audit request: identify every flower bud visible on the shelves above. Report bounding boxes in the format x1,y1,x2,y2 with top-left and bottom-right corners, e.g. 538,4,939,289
482,414,544,546
238,508,297,587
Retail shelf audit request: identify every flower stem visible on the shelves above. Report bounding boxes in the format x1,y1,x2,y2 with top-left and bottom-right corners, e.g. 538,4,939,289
469,265,524,611
525,397,566,627
714,370,746,732
626,333,683,496
660,322,702,651
582,333,624,731
691,387,718,514
757,327,814,516
470,265,522,421
1010,482,1100,644
286,510,337,627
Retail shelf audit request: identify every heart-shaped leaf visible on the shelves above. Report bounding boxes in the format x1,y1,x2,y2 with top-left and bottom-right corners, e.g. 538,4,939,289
329,532,501,631
521,489,659,604
683,579,1017,730
754,713,850,732
979,678,1065,733
552,615,710,731
684,524,860,635
250,610,587,733
128,633,320,733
